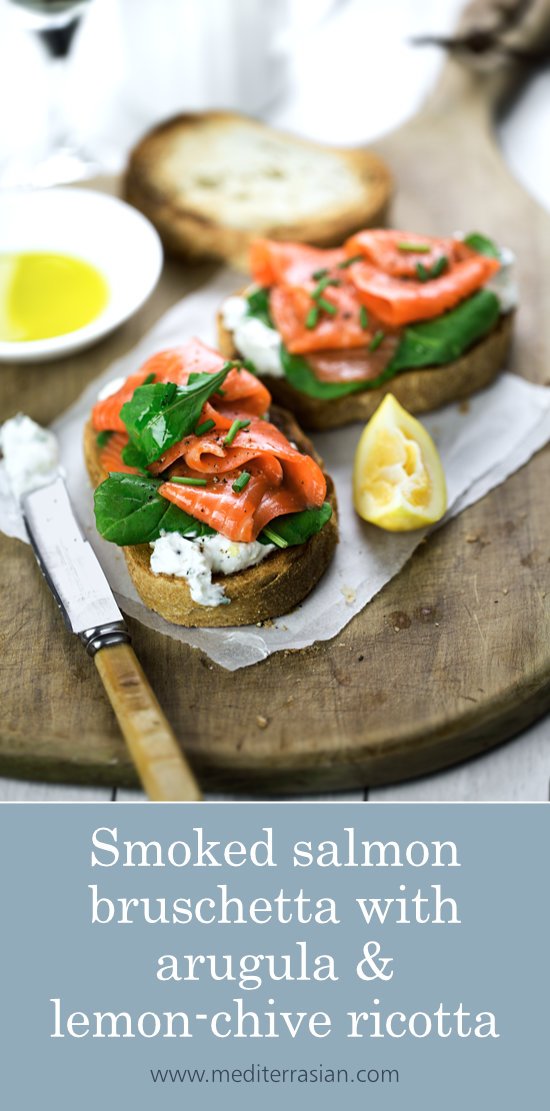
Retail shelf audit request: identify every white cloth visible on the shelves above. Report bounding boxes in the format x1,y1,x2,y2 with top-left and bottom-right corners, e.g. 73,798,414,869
2,270,550,671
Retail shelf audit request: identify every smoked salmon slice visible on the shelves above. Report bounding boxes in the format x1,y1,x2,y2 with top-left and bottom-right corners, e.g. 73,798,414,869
345,229,457,278
250,239,346,287
99,432,140,475
269,282,384,354
247,230,501,360
158,418,326,543
92,338,270,433
306,341,401,383
348,253,500,328
93,368,152,432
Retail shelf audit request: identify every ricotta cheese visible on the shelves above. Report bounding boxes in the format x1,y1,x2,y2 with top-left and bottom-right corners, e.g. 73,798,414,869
222,296,284,378
0,413,60,501
149,530,276,607
485,246,518,313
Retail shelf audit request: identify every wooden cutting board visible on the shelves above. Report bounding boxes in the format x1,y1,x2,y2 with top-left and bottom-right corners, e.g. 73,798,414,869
1,0,550,794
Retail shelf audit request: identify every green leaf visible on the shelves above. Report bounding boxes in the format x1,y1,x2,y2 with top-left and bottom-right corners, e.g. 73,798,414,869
120,365,232,465
463,232,501,259
121,440,149,471
96,430,112,448
94,473,214,546
246,287,273,328
258,502,333,547
388,289,500,373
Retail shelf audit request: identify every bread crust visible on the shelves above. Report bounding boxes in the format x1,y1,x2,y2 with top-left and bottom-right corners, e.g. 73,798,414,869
124,110,392,269
84,410,338,629
217,299,515,431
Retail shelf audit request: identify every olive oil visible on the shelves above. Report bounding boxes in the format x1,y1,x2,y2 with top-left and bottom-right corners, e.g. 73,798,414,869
0,252,108,342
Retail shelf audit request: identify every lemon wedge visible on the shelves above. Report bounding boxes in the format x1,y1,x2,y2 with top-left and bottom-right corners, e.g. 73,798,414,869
353,394,447,531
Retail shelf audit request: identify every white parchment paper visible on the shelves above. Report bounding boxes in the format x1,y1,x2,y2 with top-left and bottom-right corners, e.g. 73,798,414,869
2,271,550,670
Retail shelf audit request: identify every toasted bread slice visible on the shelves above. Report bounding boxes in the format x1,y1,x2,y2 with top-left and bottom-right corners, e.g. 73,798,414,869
217,298,515,431
84,409,338,629
124,111,392,269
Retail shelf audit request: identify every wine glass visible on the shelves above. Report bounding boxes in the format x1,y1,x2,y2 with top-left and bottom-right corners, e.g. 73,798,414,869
4,0,97,186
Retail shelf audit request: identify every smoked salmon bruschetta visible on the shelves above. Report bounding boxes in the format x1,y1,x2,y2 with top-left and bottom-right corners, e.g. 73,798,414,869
218,229,516,430
85,339,338,627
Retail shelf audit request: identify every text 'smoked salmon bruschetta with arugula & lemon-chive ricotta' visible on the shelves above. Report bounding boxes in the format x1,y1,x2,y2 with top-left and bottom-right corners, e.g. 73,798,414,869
85,338,338,627
218,229,516,430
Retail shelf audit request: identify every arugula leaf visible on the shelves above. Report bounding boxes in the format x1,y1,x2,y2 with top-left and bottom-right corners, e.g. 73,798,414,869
463,232,501,259
246,287,273,328
388,289,500,373
121,440,149,472
258,502,333,547
120,365,232,464
94,473,214,546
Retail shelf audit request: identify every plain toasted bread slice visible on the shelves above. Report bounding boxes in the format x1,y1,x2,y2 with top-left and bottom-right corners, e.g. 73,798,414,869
84,409,338,629
217,298,515,431
124,111,392,269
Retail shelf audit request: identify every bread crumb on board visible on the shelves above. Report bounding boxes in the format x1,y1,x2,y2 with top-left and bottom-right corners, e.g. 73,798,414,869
256,715,269,729
340,584,357,605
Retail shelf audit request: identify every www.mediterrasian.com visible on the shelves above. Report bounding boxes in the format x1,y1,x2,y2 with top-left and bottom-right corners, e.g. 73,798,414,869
149,1063,399,1086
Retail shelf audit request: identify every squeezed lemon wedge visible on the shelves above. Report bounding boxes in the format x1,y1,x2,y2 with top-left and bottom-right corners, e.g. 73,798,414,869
353,394,447,531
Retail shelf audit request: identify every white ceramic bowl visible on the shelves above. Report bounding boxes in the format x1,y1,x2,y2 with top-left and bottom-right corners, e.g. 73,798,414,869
0,188,163,363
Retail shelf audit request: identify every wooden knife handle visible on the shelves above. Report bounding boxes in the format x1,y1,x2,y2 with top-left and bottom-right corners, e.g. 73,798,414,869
420,0,550,112
94,643,202,802
456,0,550,61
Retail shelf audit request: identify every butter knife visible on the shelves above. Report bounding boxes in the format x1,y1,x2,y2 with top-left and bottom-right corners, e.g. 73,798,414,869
22,476,202,802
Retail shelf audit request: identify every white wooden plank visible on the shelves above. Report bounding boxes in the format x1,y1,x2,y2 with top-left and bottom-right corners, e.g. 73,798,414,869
368,715,550,802
0,778,112,802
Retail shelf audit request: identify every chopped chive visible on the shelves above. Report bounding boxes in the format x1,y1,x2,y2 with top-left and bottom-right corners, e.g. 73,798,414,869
430,255,448,278
224,418,251,446
169,476,208,487
143,372,156,384
194,418,216,436
317,297,338,316
96,430,113,448
359,306,369,330
416,255,448,282
306,306,319,329
262,527,289,549
312,276,341,299
368,329,385,352
232,471,251,493
397,241,431,253
338,254,363,269
312,267,329,280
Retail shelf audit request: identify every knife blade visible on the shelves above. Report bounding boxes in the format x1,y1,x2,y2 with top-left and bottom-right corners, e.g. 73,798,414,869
20,475,202,802
22,476,124,638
